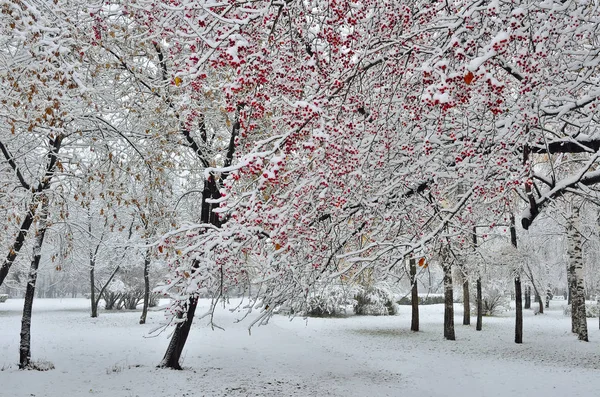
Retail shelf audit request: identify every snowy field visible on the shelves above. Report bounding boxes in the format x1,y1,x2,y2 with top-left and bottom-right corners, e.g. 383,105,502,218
1,299,600,397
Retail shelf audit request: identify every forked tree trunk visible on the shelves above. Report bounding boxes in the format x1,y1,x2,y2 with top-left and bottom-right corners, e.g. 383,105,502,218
140,248,152,325
443,261,455,340
410,258,419,332
0,136,63,288
19,196,49,369
510,214,522,344
567,214,588,341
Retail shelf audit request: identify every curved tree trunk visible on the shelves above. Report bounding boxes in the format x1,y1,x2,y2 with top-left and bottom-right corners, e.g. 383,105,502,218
159,176,221,369
140,248,152,324
19,195,49,369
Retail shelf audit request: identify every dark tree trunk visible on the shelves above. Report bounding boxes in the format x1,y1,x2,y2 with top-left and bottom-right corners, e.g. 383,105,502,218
90,261,97,318
524,285,531,309
159,297,199,369
410,258,419,332
443,262,455,340
536,293,544,314
463,278,470,325
472,228,482,331
514,276,523,344
19,196,49,369
140,248,152,324
160,176,221,369
510,214,523,344
476,277,483,331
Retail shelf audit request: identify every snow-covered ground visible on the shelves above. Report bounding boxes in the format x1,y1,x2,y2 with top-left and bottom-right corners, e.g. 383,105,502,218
1,298,599,397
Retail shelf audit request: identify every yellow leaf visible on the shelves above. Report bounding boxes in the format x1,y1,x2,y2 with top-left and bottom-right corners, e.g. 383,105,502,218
174,76,182,86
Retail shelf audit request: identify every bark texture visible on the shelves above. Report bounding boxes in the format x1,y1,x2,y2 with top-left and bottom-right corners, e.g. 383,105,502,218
443,261,455,340
567,214,588,341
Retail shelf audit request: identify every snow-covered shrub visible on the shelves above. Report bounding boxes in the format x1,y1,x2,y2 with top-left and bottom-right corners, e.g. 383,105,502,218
475,289,509,316
397,294,445,305
148,292,160,307
121,290,144,310
0,294,8,303
23,360,55,371
103,290,122,310
305,285,355,317
354,286,397,316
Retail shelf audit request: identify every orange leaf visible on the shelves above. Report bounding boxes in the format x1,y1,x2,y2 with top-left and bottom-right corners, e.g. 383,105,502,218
275,243,282,251
158,245,163,253
464,71,474,85
418,257,426,267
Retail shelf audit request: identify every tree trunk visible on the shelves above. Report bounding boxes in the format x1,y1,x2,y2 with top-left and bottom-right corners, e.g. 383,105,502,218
472,228,482,331
524,285,531,309
90,260,98,318
476,277,483,331
510,214,522,344
463,277,470,325
567,214,588,341
19,196,49,369
410,258,419,332
140,248,152,325
443,261,455,340
514,276,523,344
160,176,222,369
159,297,199,369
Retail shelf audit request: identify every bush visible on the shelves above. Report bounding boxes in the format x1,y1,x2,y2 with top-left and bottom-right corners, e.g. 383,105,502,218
397,295,445,305
0,294,8,303
305,285,354,317
481,290,509,316
148,292,160,307
354,286,397,316
468,289,508,316
22,360,55,371
103,291,122,310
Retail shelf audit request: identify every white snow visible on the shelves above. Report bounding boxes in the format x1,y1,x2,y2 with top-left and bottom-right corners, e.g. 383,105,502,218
1,298,600,396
